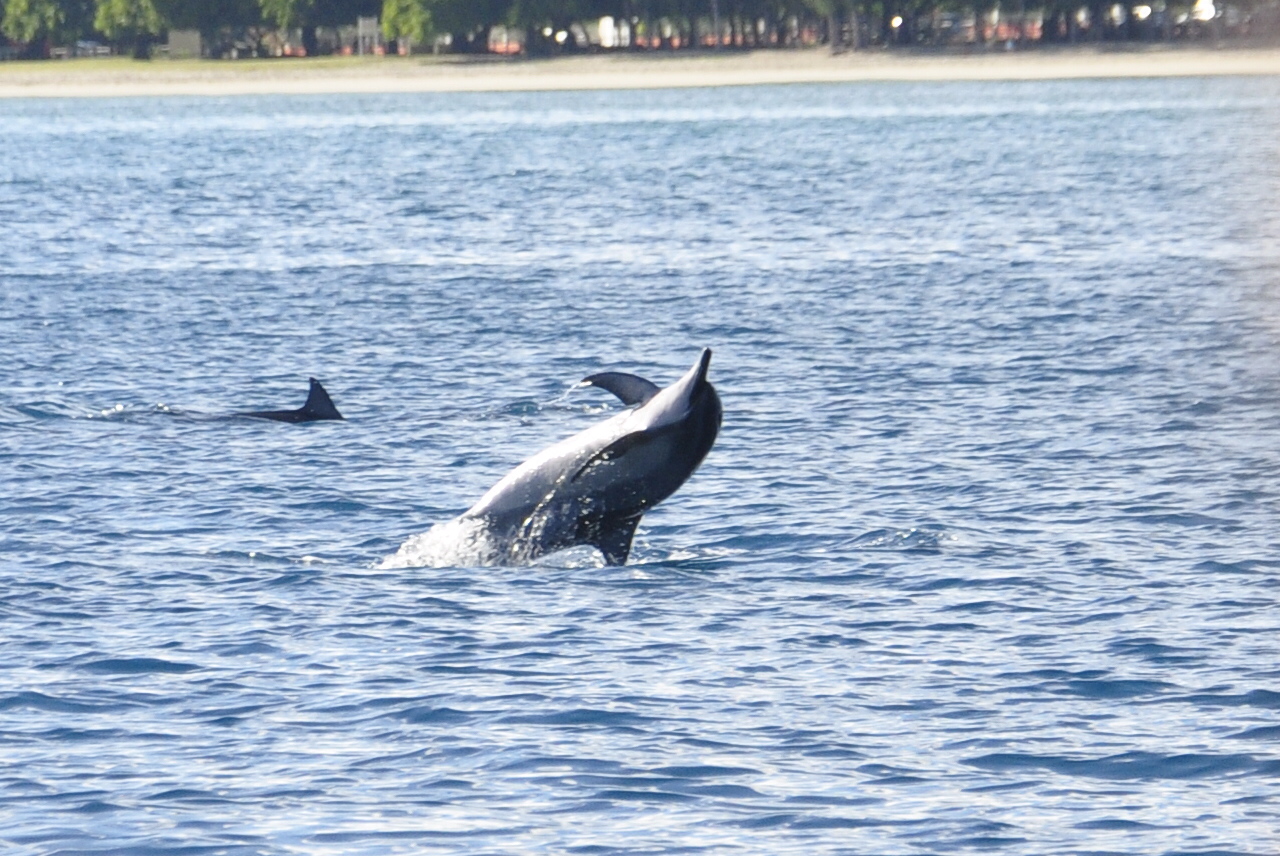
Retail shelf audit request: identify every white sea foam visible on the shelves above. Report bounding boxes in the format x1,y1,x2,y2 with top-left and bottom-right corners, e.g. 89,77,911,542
378,516,503,569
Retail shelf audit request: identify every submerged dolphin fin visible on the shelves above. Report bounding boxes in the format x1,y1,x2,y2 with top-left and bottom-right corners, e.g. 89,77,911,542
594,514,642,566
583,372,661,406
240,378,344,423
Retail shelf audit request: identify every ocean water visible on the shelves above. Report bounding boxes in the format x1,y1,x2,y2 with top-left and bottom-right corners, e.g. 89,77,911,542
2,74,1280,854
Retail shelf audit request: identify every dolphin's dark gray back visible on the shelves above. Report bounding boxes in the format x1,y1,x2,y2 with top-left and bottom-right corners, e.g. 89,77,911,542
240,378,343,423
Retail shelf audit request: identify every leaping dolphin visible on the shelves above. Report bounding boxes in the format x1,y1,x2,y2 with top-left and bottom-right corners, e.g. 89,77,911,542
457,348,721,566
239,378,343,423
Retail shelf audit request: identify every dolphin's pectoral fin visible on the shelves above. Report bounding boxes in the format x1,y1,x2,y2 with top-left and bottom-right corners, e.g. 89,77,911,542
570,419,684,483
594,514,642,565
583,372,660,406
569,430,649,483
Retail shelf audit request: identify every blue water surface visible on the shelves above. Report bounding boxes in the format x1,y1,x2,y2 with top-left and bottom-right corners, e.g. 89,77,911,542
2,75,1280,855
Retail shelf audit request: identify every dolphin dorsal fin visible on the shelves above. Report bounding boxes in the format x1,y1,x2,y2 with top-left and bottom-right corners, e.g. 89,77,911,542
583,372,660,406
302,378,343,421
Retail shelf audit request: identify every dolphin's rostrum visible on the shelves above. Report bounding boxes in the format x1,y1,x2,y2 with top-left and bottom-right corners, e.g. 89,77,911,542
239,377,343,423
457,348,721,566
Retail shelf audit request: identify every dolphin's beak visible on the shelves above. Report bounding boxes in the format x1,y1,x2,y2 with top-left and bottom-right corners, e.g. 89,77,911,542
672,348,712,400
695,348,712,384
670,348,712,410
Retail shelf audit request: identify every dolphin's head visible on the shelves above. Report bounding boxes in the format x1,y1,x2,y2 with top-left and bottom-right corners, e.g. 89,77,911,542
622,348,721,508
683,348,721,434
635,348,721,434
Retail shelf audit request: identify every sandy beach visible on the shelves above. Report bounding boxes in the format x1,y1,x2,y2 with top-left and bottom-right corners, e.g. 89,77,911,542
1,44,1279,99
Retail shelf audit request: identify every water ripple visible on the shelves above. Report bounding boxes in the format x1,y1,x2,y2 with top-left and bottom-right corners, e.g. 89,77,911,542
2,78,1280,855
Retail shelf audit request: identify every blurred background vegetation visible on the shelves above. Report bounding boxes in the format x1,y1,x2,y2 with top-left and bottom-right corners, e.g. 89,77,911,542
2,0,1278,61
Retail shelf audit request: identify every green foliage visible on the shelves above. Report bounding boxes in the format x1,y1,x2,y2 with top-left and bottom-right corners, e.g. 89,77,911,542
381,0,429,41
261,0,381,29
423,0,506,33
0,0,1231,56
93,0,163,38
165,0,262,34
260,0,311,28
2,0,62,42
508,0,583,27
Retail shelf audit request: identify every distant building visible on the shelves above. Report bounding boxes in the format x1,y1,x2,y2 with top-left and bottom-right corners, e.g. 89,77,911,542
356,17,381,55
168,30,203,59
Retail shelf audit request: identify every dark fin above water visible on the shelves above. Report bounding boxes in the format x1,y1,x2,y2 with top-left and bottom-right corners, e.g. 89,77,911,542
299,377,343,421
594,514,642,566
583,371,660,406
239,378,344,423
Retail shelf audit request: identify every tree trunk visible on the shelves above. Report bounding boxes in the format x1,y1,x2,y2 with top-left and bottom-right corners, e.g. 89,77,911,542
302,26,319,57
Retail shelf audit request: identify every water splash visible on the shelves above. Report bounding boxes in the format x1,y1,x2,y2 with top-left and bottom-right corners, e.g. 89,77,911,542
378,516,503,569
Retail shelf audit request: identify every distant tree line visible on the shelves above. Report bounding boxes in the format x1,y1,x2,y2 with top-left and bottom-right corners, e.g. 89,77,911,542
2,0,1278,59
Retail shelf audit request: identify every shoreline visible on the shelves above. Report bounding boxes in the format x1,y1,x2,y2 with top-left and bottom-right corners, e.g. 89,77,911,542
2,44,1280,99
